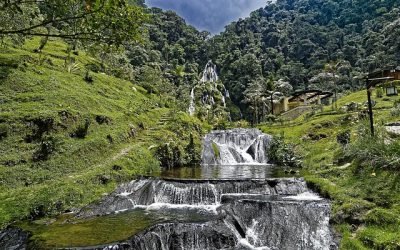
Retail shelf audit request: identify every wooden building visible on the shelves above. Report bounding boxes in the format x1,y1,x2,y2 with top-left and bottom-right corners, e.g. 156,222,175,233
365,67,400,135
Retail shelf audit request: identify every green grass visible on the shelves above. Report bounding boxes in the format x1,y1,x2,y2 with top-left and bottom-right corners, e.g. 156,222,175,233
260,90,400,249
0,38,208,228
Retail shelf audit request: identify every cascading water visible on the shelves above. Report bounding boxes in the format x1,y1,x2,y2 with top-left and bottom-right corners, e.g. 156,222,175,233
202,128,272,165
72,129,337,250
189,87,195,116
201,60,219,84
78,177,335,250
188,60,229,116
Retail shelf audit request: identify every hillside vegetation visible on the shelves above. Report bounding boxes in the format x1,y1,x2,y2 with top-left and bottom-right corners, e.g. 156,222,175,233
261,90,400,249
208,0,400,120
0,38,208,227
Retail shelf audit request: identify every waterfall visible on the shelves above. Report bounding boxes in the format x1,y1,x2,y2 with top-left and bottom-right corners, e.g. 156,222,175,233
202,128,272,165
201,60,219,83
188,60,229,116
74,129,337,250
78,177,336,250
189,87,195,116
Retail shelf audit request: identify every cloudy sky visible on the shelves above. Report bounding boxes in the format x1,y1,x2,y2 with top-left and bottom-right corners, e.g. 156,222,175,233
145,0,267,34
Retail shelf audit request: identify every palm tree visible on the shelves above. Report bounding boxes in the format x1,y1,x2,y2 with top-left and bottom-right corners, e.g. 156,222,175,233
324,62,341,110
172,65,186,86
243,80,263,125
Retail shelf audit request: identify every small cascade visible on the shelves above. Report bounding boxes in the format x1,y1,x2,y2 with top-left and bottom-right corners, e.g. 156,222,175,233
72,128,337,250
201,60,219,84
78,177,335,250
188,87,195,116
202,128,272,165
78,178,309,218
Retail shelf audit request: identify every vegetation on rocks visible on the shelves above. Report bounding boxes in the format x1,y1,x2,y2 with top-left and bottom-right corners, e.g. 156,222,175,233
261,90,400,249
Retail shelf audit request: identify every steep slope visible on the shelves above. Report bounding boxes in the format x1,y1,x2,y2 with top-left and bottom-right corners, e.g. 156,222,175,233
0,38,207,227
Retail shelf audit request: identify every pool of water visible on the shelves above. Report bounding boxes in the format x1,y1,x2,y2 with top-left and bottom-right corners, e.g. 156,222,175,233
18,207,221,248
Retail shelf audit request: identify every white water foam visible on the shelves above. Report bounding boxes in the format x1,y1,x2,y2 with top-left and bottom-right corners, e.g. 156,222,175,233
283,192,323,201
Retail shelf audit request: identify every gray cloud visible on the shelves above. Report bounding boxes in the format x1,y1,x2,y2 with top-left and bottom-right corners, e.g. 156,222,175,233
145,0,267,34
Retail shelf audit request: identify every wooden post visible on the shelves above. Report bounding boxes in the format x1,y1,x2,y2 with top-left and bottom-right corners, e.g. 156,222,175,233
270,94,274,115
366,81,375,136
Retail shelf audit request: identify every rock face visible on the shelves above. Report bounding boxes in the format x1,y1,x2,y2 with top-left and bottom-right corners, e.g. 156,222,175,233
225,199,333,249
77,177,337,250
0,228,30,250
385,122,400,136
78,177,309,218
201,129,272,165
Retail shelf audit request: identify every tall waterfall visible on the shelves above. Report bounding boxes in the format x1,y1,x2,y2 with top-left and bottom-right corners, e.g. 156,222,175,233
188,87,195,116
202,128,272,165
188,60,229,116
201,60,219,84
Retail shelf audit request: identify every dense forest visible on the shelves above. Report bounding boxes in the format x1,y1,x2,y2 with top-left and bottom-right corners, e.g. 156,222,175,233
2,0,399,121
207,0,400,118
136,0,400,121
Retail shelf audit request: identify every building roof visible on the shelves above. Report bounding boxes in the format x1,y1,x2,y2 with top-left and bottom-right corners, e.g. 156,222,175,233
289,90,333,102
366,67,400,88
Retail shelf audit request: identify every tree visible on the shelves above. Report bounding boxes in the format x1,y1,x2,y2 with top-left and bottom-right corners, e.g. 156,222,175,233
0,0,148,47
324,62,341,110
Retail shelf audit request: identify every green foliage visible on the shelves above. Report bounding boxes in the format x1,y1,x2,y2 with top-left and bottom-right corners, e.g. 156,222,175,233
211,142,220,159
71,118,91,139
0,39,208,228
268,135,301,167
208,0,400,118
343,125,400,170
0,0,148,47
0,124,9,140
32,136,59,162
376,88,383,98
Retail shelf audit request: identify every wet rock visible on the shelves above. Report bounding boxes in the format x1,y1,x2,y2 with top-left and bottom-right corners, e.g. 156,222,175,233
77,177,309,218
385,122,400,136
337,130,351,146
0,227,30,250
202,129,272,165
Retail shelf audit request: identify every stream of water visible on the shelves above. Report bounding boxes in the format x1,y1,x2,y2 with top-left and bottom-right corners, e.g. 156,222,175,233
9,129,337,249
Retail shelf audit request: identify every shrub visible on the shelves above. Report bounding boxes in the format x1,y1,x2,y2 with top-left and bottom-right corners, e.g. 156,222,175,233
0,124,8,140
25,117,55,142
343,125,400,170
155,141,185,168
375,88,383,98
268,135,301,167
32,136,58,161
337,130,351,146
71,118,90,138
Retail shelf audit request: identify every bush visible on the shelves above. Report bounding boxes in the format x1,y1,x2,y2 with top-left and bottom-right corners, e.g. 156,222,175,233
376,88,383,98
343,125,400,170
32,136,58,161
25,117,55,142
71,118,90,138
268,135,301,167
337,130,351,146
0,124,8,140
155,141,185,168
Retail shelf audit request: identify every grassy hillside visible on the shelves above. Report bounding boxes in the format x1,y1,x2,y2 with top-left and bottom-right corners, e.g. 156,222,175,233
261,91,400,249
0,39,208,228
